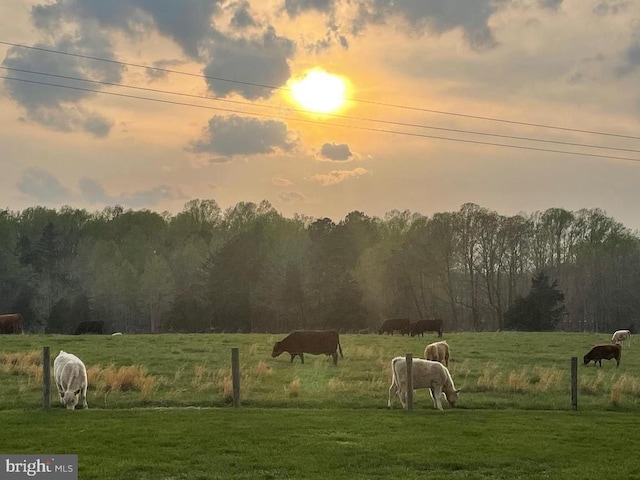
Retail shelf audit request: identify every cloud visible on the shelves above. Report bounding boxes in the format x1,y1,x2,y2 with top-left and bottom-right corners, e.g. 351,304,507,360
79,177,183,207
352,0,509,50
2,34,120,136
284,0,336,17
188,115,298,159
320,142,353,161
18,167,72,203
539,0,563,10
616,33,640,76
230,1,259,29
31,0,222,59
278,191,305,203
311,167,369,186
272,176,293,187
593,1,629,16
203,26,295,99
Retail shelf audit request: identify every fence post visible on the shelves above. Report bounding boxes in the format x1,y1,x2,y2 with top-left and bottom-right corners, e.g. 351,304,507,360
231,347,240,408
405,353,413,412
571,356,578,411
42,346,51,410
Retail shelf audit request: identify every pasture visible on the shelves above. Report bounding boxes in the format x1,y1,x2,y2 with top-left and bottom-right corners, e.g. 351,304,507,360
2,332,640,478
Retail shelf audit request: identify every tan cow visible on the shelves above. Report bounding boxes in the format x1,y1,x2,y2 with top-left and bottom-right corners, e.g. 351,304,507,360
388,357,459,410
424,341,450,367
611,330,631,347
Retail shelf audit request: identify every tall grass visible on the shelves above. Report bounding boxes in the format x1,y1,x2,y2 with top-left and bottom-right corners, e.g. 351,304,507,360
2,332,640,411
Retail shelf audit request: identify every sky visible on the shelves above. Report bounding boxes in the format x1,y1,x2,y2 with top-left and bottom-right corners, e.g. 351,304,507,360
1,0,640,230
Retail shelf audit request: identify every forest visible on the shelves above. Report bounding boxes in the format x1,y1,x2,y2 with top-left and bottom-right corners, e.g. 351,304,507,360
0,199,638,335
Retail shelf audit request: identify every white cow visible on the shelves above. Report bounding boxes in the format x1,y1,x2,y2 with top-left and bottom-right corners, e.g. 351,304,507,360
424,340,450,367
612,329,631,346
53,350,88,410
388,356,460,411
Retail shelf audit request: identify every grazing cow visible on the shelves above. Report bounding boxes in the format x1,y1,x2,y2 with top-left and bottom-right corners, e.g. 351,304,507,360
53,350,88,410
388,357,459,411
424,341,450,367
611,329,631,346
272,330,344,365
378,318,411,336
0,314,22,334
410,319,443,338
583,344,621,367
74,320,104,335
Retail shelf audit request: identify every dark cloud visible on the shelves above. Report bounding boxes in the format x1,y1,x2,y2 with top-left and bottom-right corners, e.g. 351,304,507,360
203,26,295,99
31,0,223,59
278,191,305,203
353,0,509,50
320,143,353,161
230,1,258,29
616,34,640,76
188,115,297,159
2,33,120,136
18,167,71,203
593,1,629,16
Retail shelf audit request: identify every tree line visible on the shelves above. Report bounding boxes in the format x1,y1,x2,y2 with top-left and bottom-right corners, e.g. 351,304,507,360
0,200,637,334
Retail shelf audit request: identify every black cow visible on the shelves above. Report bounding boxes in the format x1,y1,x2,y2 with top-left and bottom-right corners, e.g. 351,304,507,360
583,344,621,367
272,331,343,365
74,320,104,335
410,319,443,338
378,318,411,336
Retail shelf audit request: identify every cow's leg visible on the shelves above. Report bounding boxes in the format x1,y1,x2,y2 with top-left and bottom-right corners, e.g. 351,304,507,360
431,385,444,410
56,383,65,404
388,382,397,408
398,387,407,409
332,352,338,365
81,383,88,409
290,354,295,363
300,353,304,364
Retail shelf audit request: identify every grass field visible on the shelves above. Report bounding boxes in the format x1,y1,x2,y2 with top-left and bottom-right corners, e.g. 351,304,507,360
1,332,638,478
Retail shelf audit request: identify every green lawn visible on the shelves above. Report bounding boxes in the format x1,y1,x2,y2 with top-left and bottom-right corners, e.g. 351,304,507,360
1,332,638,478
0,408,639,479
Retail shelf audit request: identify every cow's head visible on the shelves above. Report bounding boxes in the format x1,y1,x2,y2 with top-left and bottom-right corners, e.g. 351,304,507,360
445,388,460,408
271,342,284,358
61,389,81,410
583,356,590,365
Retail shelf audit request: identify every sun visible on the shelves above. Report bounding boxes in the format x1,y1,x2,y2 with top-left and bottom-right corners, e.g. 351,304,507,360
289,69,347,114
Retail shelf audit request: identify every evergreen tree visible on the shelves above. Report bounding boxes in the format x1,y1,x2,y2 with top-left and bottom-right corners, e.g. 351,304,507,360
504,272,565,331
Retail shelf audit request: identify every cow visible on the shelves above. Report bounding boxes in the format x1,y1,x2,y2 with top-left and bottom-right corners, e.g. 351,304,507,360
424,341,450,367
611,329,631,347
271,330,344,365
410,319,443,338
0,314,22,334
74,320,104,335
388,357,459,411
583,343,621,367
53,350,88,410
378,318,411,336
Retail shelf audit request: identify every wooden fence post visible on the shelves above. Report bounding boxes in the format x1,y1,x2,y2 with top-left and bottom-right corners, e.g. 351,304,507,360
571,356,578,411
42,346,51,410
405,353,413,412
231,347,240,408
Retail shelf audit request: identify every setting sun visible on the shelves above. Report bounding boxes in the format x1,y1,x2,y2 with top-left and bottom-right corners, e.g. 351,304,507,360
289,70,347,114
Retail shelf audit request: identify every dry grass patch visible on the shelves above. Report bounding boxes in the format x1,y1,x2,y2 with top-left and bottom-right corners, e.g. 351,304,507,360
288,378,301,398
0,350,42,385
89,364,156,399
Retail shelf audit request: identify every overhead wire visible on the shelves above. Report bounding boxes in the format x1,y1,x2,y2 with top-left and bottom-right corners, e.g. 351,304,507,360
3,74,640,163
2,39,639,141
2,65,639,156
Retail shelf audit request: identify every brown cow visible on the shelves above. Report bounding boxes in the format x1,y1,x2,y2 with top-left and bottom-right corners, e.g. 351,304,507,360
378,318,411,336
410,319,443,338
0,314,22,334
583,343,621,367
272,330,344,365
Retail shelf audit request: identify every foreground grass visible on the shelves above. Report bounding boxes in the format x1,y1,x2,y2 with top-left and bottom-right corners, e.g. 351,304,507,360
1,332,639,411
1,408,639,479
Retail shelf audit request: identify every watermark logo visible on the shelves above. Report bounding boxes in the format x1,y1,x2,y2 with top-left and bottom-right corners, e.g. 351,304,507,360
0,455,77,479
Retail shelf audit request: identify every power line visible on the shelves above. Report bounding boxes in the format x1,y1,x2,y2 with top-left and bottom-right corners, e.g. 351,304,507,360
2,39,640,141
3,65,639,155
3,74,640,164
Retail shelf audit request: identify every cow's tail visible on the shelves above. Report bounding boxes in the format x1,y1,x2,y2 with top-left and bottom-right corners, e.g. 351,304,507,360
338,340,344,358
